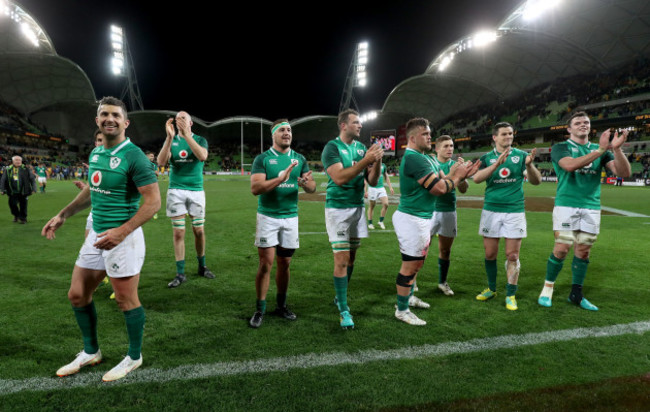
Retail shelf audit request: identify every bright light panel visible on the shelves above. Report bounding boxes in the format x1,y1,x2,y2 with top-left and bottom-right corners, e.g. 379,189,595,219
523,0,561,21
472,30,497,47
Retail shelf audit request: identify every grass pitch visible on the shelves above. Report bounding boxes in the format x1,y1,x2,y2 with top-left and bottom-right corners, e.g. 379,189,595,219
1,175,649,411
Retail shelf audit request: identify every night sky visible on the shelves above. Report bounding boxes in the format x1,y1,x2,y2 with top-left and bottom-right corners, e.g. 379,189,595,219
16,0,521,122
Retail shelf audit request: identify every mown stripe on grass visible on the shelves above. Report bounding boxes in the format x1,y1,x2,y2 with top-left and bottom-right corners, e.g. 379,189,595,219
1,320,648,395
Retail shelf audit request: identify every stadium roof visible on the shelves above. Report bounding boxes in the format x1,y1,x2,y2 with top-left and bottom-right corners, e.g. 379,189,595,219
382,0,650,126
0,1,96,116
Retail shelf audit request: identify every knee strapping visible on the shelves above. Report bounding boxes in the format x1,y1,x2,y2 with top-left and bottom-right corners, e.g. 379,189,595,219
192,217,205,228
575,231,597,245
396,273,415,287
171,217,185,229
556,230,574,245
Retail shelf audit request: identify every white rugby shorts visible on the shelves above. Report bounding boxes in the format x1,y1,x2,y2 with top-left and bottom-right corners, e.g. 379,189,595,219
255,213,299,249
367,186,388,201
393,210,434,258
325,207,368,243
553,206,600,234
431,210,457,238
166,188,205,218
479,210,527,239
75,227,145,278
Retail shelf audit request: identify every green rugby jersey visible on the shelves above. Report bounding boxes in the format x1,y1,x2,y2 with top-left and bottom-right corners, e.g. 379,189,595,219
479,147,528,213
551,139,614,210
397,148,440,219
169,134,208,191
321,137,367,208
370,163,386,188
35,166,47,178
87,138,158,233
251,148,309,218
432,157,456,212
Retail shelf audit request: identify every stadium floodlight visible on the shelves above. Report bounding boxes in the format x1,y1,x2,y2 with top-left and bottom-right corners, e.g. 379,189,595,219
360,111,378,123
108,25,144,111
523,0,562,21
472,30,497,48
340,41,370,112
110,25,125,76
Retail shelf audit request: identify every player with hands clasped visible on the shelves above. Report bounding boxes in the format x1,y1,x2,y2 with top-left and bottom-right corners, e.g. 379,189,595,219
248,119,316,328
473,122,541,311
392,118,479,325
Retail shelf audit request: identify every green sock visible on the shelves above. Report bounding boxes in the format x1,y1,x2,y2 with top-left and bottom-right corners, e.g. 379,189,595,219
333,276,349,312
368,219,373,225
197,255,206,269
438,258,450,284
72,302,99,354
256,299,266,314
571,256,589,286
347,265,354,283
506,283,518,297
396,294,410,311
276,293,286,309
485,259,497,291
124,306,145,360
176,260,185,276
546,253,565,283
379,217,385,223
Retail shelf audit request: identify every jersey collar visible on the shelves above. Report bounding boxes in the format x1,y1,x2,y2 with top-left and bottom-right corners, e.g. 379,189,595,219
110,137,131,155
270,148,292,157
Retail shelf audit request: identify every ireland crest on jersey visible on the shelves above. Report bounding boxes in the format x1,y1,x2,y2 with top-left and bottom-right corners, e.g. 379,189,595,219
110,157,121,169
511,156,520,164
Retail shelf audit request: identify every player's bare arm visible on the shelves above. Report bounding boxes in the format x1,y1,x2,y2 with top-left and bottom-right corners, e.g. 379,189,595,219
93,182,161,250
157,118,175,166
385,171,395,195
250,162,298,195
42,185,92,240
558,130,611,172
607,129,632,177
327,144,383,187
365,144,384,187
298,170,316,193
419,160,477,196
472,149,509,183
525,148,542,185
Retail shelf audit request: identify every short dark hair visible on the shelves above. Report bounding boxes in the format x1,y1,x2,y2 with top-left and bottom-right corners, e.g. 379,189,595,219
337,109,359,130
567,111,589,127
97,96,128,119
405,118,430,138
94,128,102,137
492,122,513,136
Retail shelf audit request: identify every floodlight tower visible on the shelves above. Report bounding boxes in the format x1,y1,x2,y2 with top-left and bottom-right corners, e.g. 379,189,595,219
110,25,144,111
339,41,368,113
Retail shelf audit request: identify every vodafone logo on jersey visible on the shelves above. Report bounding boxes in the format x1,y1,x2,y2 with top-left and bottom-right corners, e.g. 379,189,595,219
91,171,102,186
179,150,189,159
499,168,511,178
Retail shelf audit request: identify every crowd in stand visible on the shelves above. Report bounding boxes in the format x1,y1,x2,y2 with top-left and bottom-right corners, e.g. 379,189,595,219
437,58,650,139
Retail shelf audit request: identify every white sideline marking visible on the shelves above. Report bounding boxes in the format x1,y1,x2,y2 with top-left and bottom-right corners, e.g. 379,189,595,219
601,206,649,218
1,321,648,395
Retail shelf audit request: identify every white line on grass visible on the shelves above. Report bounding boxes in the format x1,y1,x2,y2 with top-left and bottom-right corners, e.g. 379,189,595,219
1,320,648,396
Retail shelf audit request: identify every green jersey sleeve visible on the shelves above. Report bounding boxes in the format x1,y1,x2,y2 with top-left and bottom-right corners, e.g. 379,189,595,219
127,150,158,187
